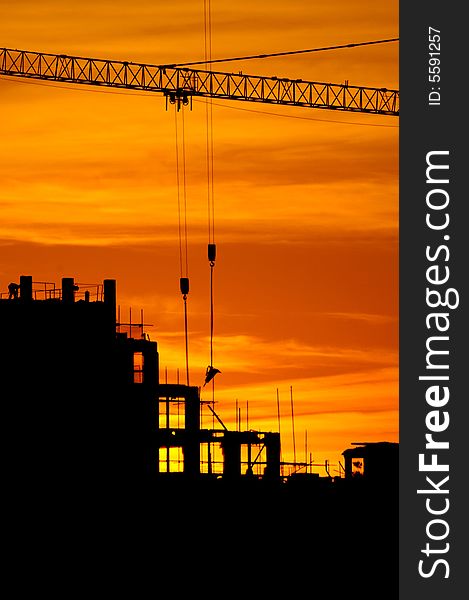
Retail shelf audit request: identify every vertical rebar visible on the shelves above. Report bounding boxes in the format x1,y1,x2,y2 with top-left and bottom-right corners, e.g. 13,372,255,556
290,385,297,466
277,387,283,472
276,388,281,436
305,430,308,467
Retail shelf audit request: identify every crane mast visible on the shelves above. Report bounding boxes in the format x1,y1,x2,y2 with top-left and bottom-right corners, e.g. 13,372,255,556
0,47,399,116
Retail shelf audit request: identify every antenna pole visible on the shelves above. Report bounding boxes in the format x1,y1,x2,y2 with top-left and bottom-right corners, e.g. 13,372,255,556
305,429,308,469
276,388,281,435
290,385,297,466
276,387,283,468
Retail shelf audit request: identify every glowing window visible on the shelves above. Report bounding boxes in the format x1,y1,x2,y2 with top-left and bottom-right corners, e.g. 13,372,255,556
200,442,224,475
159,447,183,473
352,457,365,477
159,399,185,429
241,443,266,477
133,352,144,384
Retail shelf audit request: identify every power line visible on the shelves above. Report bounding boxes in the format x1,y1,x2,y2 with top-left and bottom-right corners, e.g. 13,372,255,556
165,37,399,68
3,77,397,128
194,98,398,128
0,75,162,97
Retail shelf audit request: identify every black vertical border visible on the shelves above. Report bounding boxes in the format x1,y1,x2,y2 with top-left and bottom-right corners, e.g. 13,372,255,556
400,3,466,598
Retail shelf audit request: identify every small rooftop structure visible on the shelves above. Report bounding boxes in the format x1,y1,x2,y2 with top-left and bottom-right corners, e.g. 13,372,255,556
342,441,398,483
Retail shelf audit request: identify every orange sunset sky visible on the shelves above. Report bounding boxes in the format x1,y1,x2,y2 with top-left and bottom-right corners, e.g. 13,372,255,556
0,1,398,473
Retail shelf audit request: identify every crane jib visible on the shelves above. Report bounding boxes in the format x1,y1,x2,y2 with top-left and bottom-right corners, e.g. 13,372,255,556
0,47,399,116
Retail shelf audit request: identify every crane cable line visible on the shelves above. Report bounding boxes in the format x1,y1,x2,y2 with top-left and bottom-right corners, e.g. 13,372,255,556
202,0,221,403
204,0,215,249
165,37,399,68
174,105,183,279
174,103,190,386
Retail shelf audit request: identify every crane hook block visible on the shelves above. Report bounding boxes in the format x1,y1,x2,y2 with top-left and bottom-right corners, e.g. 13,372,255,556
208,243,217,263
180,277,190,296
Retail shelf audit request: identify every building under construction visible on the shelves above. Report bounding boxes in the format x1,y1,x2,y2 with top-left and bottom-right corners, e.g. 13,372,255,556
1,274,398,598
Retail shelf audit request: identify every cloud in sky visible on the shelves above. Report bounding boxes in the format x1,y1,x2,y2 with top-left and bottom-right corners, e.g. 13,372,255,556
0,0,398,463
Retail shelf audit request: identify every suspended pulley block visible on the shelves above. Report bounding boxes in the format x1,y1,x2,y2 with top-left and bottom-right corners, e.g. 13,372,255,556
208,243,216,266
180,277,189,297
166,90,192,111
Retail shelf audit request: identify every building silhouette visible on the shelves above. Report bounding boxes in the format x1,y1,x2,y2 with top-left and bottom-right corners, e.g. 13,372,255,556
1,274,398,598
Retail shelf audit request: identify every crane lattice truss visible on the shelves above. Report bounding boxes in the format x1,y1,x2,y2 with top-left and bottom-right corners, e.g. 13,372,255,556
0,47,399,116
